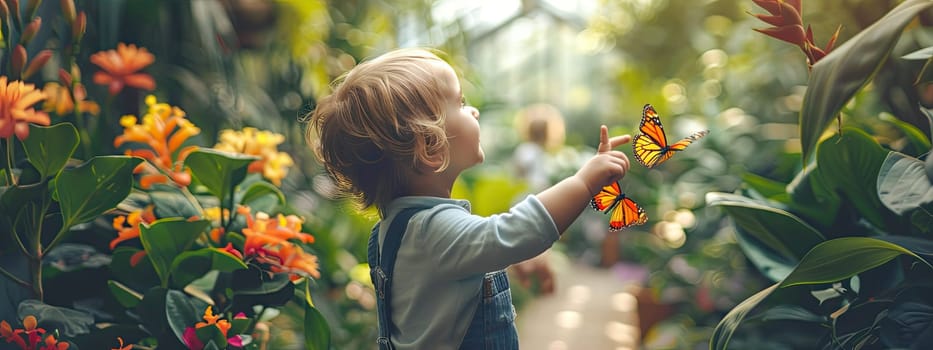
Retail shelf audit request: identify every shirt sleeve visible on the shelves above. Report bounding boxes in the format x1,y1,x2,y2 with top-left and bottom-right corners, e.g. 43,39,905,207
410,195,560,278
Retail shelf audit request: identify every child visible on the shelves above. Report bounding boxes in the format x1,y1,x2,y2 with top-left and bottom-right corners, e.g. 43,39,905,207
306,47,631,349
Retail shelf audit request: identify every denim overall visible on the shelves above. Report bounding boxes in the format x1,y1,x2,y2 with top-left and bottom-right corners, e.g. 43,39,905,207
368,208,520,350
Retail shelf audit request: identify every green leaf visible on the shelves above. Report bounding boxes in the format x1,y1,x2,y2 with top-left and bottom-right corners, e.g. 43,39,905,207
22,123,80,179
196,324,228,348
779,237,930,288
139,218,210,287
150,189,202,218
785,163,840,228
879,113,931,157
706,192,825,261
748,305,826,324
878,151,933,215
240,180,286,206
902,46,933,60
110,247,160,290
107,280,143,308
710,284,780,350
711,236,933,350
815,129,890,227
170,248,247,288
741,172,787,199
304,305,331,350
733,225,795,282
55,156,143,229
136,287,169,338
166,289,207,345
921,107,933,184
17,299,94,338
185,149,258,202
800,0,933,161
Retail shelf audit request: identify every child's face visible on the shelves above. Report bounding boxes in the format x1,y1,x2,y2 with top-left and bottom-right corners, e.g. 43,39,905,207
433,61,483,172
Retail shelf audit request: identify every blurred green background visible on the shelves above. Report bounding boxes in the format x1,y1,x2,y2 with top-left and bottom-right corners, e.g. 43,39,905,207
24,0,930,349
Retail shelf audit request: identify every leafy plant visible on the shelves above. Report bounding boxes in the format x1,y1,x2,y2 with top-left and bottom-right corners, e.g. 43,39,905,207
0,1,330,349
707,0,933,348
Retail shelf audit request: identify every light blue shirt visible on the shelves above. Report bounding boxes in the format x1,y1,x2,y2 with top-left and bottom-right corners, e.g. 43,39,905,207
376,195,560,349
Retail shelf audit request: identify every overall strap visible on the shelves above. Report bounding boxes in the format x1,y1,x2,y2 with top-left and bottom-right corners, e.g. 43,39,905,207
368,207,423,350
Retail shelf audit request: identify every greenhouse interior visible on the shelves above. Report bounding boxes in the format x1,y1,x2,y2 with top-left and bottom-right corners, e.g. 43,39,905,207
1,0,933,349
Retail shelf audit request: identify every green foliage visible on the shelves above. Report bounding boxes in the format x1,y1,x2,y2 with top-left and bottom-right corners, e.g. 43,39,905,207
0,2,337,350
708,0,933,348
800,0,933,161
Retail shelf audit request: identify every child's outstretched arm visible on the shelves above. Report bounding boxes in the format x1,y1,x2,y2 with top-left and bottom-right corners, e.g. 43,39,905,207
537,125,631,233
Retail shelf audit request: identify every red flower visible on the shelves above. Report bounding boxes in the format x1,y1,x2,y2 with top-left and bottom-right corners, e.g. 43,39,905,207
751,0,840,67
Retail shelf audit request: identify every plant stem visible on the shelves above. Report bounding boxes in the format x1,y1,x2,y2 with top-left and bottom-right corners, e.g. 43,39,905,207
30,252,42,301
11,228,32,259
5,137,16,185
0,264,31,288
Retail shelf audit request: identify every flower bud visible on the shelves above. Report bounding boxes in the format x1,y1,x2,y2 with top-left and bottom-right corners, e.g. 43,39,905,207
8,0,19,23
71,11,85,43
20,16,40,45
11,44,26,77
0,1,9,25
23,49,51,79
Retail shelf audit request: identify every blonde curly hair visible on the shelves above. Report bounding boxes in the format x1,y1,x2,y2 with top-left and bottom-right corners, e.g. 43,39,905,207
306,48,455,213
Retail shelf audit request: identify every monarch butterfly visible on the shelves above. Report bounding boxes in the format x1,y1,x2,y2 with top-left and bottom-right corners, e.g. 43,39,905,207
633,104,709,168
590,181,647,231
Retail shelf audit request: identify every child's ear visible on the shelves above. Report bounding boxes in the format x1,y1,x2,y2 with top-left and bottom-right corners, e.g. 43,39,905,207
422,153,445,169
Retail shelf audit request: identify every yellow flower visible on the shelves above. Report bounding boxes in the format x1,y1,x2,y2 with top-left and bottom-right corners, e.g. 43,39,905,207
114,95,199,188
41,82,100,116
214,127,294,186
0,76,49,140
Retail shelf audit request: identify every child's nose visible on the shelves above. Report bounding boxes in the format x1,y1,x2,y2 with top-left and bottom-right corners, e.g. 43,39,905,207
467,106,479,119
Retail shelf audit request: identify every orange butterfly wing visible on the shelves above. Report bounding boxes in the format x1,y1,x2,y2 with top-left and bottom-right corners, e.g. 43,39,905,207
633,104,708,168
590,181,622,212
608,196,648,231
590,181,647,231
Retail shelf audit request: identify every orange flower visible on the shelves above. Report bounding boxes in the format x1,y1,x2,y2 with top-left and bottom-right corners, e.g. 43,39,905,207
0,76,49,140
114,95,199,189
112,337,132,350
1,315,48,350
40,334,69,350
109,205,157,250
41,82,100,116
195,306,232,337
233,206,320,280
90,43,156,95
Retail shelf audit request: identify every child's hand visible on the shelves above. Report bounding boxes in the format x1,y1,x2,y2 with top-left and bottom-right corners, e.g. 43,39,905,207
576,125,631,195
535,125,631,233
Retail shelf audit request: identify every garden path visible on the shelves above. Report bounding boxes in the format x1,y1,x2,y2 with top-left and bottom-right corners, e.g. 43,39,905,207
517,255,642,350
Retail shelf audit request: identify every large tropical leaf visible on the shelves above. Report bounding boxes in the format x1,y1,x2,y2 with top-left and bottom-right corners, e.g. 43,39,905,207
800,0,933,162
21,123,79,180
706,192,825,261
878,151,933,215
814,129,890,228
711,236,933,350
779,237,929,287
54,156,143,230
